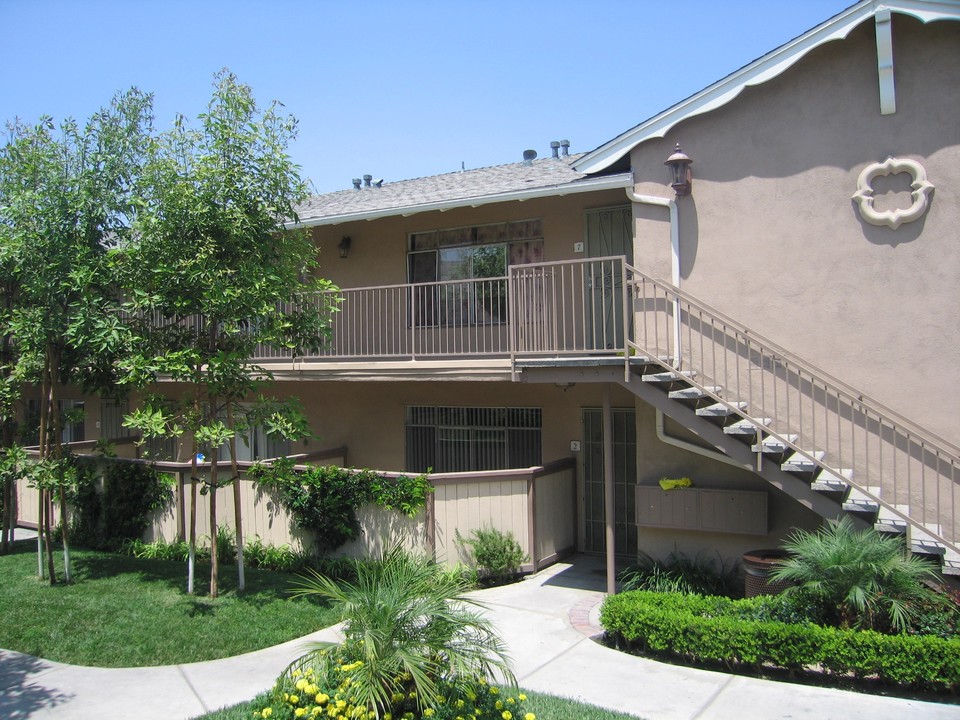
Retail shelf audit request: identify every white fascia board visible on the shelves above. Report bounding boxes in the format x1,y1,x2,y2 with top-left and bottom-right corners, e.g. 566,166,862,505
573,0,960,175
286,173,635,229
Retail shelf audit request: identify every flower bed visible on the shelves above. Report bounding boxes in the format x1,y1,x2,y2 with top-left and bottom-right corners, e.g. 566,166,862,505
253,649,536,720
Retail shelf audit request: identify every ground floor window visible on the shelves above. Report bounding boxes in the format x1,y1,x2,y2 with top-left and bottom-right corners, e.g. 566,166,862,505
405,406,541,473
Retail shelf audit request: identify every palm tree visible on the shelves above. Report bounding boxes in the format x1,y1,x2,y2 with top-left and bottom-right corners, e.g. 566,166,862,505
289,546,515,717
770,515,940,633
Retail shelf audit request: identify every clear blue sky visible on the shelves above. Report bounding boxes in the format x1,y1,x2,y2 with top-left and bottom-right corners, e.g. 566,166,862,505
2,0,851,194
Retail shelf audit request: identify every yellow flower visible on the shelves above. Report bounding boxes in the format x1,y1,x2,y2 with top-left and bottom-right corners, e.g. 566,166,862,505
495,701,503,710
455,700,465,709
296,710,307,718
524,714,535,720
262,709,273,719
424,710,435,718
502,712,512,720
489,687,499,696
290,695,300,705
297,679,309,691
294,670,303,678
316,693,329,705
518,695,526,702
506,698,515,705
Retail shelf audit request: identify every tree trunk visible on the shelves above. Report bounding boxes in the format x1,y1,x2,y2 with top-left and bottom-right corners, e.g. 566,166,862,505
188,438,198,595
227,404,245,591
47,346,70,583
43,490,56,584
0,477,11,554
37,373,50,580
36,489,44,579
208,442,219,599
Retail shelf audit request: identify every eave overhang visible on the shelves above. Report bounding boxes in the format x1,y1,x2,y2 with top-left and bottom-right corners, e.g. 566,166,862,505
573,0,960,175
285,172,635,230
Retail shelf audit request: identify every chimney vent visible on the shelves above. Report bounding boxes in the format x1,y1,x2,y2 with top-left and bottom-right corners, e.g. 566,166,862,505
363,174,372,188
560,139,570,156
550,141,560,158
352,178,361,190
522,149,537,166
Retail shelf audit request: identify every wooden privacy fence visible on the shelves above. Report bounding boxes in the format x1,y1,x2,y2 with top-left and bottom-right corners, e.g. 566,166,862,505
15,455,577,571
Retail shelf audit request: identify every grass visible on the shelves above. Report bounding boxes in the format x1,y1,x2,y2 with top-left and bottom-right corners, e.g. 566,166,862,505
192,689,643,720
0,539,338,667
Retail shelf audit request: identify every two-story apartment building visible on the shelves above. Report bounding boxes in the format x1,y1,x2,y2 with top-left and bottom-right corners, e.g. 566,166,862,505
23,0,960,589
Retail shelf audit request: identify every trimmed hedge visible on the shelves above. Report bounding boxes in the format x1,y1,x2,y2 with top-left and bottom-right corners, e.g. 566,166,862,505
600,590,960,692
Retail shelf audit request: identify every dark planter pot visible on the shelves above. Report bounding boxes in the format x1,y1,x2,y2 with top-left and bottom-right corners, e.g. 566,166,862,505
742,549,794,598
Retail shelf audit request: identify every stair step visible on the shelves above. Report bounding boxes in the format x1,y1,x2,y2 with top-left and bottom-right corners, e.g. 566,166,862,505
941,549,960,576
911,539,946,557
908,526,948,558
642,370,696,383
668,385,721,400
810,468,852,494
942,559,960,576
842,486,882,515
875,517,908,534
723,418,772,436
696,401,748,418
751,434,798,454
781,450,826,473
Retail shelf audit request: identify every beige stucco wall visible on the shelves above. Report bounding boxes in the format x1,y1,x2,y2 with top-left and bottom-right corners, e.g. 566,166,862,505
629,14,960,442
307,189,630,291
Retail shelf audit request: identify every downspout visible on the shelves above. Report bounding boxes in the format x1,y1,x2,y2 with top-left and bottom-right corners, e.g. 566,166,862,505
625,188,682,368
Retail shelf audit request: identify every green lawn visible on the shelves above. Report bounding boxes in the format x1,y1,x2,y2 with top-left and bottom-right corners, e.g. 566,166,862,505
0,540,338,667
194,689,643,720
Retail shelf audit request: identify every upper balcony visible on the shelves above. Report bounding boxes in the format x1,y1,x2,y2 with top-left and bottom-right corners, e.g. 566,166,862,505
254,256,633,379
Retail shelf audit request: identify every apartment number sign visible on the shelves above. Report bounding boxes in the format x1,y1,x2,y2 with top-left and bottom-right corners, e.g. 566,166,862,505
852,156,934,230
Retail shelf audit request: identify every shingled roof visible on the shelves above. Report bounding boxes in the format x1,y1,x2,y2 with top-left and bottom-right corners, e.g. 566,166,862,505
291,154,634,228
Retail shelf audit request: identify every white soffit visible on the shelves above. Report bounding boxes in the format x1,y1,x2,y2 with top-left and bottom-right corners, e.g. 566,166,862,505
573,0,960,175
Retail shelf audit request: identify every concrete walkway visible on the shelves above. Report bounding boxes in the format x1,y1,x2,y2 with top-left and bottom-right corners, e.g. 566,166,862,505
2,531,959,719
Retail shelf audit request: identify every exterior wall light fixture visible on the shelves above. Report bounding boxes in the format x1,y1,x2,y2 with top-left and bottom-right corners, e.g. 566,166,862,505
664,143,693,197
338,236,352,259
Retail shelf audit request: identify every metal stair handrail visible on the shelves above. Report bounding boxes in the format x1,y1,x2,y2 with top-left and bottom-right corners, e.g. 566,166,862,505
624,262,960,555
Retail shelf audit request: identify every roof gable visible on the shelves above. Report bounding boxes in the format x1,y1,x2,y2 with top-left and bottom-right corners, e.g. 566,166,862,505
573,0,960,175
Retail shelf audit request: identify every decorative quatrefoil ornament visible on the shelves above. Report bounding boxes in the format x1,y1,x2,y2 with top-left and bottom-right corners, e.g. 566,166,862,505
852,157,934,230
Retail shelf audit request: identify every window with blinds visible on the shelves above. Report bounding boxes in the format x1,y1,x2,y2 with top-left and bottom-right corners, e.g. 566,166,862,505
405,406,542,473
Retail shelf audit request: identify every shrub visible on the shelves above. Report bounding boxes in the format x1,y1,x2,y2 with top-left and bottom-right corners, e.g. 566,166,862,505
770,516,940,633
251,461,431,554
620,549,740,597
457,526,527,584
285,546,515,715
69,457,174,549
600,590,960,691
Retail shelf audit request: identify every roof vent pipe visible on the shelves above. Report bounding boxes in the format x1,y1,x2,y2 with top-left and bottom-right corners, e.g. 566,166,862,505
550,141,560,158
363,174,372,188
522,149,537,166
352,178,361,190
560,139,570,156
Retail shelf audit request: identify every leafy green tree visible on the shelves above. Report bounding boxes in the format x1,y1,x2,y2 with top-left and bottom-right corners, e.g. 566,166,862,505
0,91,153,580
289,547,515,717
119,70,337,597
770,515,940,633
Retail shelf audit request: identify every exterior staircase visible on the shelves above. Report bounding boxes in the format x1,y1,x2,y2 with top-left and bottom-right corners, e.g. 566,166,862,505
615,264,960,575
